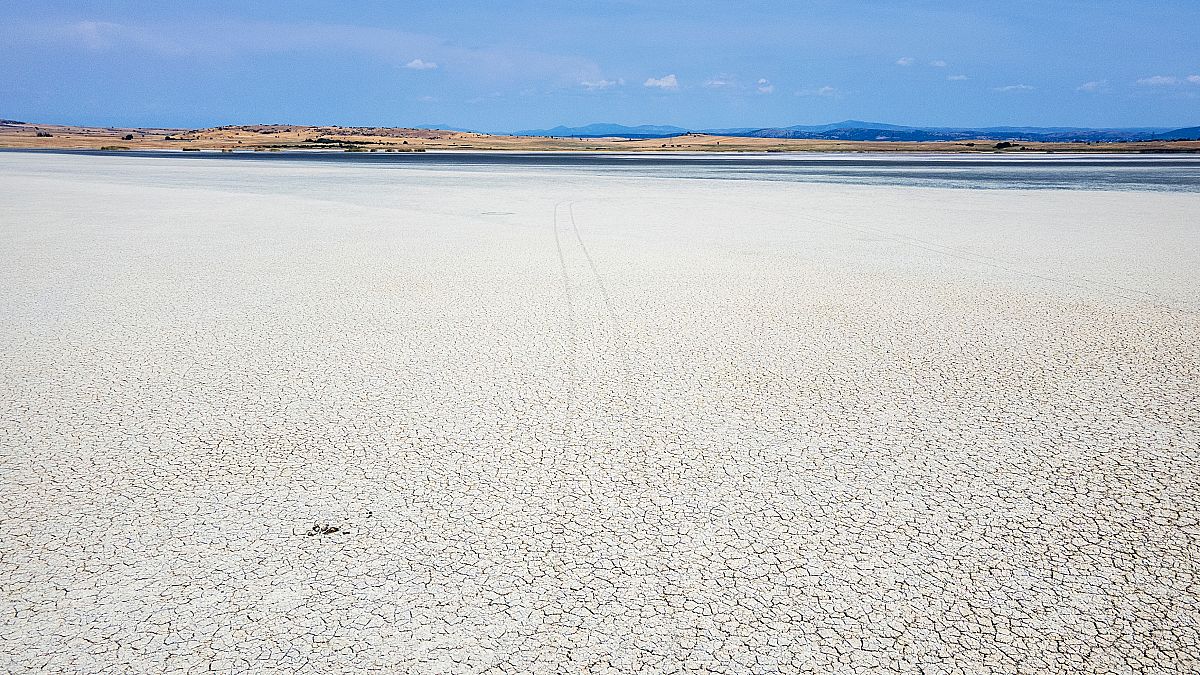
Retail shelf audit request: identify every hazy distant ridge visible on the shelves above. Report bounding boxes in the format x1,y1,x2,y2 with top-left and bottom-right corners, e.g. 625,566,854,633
513,119,1199,142
513,123,690,138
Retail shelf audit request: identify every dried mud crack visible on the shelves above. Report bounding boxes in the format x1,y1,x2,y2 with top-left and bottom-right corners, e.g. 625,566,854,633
1,152,1197,673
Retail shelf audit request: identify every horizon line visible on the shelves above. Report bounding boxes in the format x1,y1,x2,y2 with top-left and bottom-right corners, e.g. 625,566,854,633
4,117,1197,134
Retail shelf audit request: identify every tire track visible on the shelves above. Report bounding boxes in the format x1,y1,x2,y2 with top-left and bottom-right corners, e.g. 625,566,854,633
551,200,645,468
552,201,577,330
568,202,624,344
554,201,623,350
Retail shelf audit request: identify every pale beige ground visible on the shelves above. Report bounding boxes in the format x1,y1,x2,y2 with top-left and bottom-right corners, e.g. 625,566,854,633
0,153,1197,673
3,120,1199,153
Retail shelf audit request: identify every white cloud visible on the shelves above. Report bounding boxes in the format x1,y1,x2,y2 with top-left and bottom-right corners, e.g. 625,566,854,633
930,59,947,67
644,74,679,90
465,91,504,104
704,76,731,88
580,78,623,90
895,56,914,66
1076,80,1108,92
404,58,437,70
797,85,837,97
947,74,969,81
21,20,189,55
69,21,123,50
1136,74,1200,87
993,84,1034,92
756,78,774,94
5,19,605,87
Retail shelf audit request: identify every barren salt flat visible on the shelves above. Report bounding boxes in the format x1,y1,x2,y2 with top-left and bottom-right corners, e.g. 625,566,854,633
2,151,1199,673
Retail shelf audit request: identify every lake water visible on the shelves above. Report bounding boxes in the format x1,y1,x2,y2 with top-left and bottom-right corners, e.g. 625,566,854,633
6,149,1200,191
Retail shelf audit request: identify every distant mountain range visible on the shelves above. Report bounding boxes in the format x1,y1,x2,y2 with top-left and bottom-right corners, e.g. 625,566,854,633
512,119,1200,142
411,123,483,134
513,123,690,139
1163,126,1200,141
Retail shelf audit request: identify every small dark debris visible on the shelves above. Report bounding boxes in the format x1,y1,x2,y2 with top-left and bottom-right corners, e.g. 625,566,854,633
307,523,342,536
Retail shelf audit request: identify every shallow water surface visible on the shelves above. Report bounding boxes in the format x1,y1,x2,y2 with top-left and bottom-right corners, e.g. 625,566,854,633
8,149,1200,191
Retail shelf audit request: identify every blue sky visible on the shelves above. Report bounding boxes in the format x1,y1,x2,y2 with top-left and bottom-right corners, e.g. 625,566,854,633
3,1,1198,131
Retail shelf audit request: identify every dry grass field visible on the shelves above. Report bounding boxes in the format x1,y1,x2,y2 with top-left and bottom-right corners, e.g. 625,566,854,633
3,120,1198,154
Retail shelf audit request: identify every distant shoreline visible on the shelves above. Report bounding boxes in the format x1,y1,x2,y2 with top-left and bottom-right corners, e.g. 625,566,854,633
6,146,1198,193
3,121,1198,154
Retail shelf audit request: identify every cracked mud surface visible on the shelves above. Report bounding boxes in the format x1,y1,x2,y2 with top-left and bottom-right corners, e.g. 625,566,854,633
1,153,1198,673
